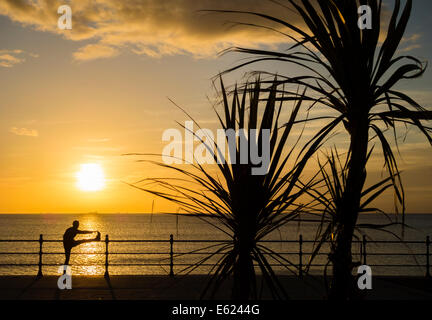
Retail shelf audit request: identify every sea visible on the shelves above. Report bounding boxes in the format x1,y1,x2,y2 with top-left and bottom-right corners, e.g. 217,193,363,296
0,213,431,277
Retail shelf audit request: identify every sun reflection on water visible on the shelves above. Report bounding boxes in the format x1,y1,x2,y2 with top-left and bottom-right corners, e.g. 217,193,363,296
72,216,104,275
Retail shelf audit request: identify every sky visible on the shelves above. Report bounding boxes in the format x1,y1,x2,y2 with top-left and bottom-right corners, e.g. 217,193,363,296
0,0,431,214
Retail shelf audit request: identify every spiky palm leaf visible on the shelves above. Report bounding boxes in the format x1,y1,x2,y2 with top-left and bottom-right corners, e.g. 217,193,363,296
128,78,325,299
303,149,405,271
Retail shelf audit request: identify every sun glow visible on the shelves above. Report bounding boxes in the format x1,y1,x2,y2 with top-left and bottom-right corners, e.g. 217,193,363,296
76,163,106,192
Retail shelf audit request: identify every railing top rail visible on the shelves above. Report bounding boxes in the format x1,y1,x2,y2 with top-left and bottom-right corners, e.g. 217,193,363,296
0,238,428,244
0,240,41,242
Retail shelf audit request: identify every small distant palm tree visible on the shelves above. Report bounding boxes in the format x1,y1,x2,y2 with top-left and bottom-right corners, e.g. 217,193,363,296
211,0,432,299
129,78,325,299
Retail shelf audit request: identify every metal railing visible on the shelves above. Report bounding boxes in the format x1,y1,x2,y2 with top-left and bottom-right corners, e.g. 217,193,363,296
0,234,430,278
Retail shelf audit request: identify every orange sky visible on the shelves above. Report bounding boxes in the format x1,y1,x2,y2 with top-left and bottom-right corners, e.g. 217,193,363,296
0,0,431,213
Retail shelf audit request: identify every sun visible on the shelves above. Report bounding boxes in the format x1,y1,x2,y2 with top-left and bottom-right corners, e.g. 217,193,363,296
76,163,106,192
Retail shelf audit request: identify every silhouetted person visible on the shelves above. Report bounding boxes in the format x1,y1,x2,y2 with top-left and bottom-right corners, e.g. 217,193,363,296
63,220,100,266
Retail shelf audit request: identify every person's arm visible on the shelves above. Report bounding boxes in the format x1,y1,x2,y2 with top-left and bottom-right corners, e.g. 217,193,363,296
77,230,95,234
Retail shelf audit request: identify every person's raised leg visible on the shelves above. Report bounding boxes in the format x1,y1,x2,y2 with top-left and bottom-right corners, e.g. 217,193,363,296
74,233,101,246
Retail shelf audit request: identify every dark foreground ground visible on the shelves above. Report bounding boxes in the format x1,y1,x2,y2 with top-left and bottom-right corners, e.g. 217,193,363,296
0,275,431,300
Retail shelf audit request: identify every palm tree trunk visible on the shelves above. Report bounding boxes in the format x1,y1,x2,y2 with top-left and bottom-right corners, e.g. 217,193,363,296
329,115,369,300
231,181,258,300
232,245,254,299
232,216,256,300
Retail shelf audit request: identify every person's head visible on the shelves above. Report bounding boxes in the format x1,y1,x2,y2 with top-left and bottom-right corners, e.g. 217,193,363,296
72,220,79,229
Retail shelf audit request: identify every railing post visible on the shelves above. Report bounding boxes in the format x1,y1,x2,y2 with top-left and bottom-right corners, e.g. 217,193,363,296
104,234,109,278
37,234,43,277
362,235,367,265
299,234,303,279
169,234,174,277
426,236,430,278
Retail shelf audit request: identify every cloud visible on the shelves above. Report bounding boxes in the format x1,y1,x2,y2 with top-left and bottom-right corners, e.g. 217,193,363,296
0,49,38,67
0,49,25,67
87,138,111,143
9,127,39,137
402,33,421,43
0,0,303,61
399,44,421,53
73,146,121,152
73,43,120,61
400,33,422,52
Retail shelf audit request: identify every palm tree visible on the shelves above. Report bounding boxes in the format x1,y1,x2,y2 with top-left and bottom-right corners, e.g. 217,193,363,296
211,0,432,299
303,148,406,298
128,78,326,299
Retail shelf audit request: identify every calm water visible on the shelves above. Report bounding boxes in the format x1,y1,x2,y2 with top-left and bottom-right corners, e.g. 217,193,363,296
0,213,431,276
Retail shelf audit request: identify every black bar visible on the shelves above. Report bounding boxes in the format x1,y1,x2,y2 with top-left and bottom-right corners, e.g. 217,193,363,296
363,235,367,265
170,234,174,277
299,234,303,279
104,234,109,278
426,236,430,278
37,234,43,277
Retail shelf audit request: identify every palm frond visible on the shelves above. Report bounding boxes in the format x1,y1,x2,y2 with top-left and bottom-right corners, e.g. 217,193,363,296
130,77,320,299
